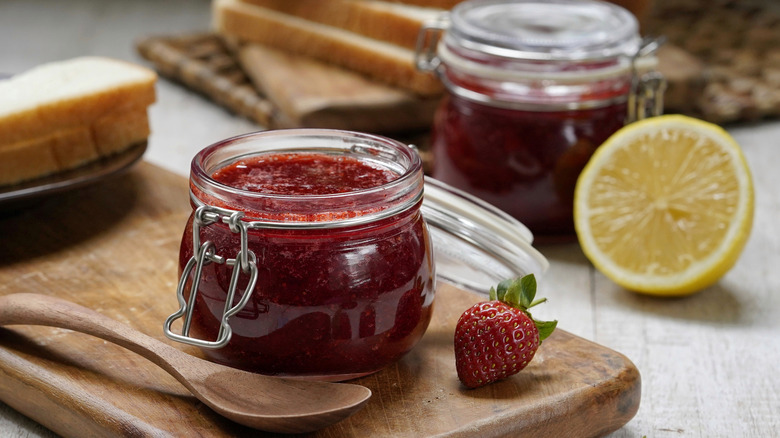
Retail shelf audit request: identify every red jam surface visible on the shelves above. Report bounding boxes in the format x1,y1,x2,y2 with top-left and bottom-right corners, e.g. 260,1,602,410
182,152,434,380
211,153,397,195
431,95,627,240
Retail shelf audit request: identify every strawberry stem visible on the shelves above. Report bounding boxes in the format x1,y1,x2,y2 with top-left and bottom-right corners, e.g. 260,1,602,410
491,274,557,342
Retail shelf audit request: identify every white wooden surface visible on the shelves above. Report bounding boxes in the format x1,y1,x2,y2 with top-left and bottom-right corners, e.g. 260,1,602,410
1,1,778,437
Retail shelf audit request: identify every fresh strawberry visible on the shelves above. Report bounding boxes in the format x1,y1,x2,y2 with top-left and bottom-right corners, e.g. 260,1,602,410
454,274,557,389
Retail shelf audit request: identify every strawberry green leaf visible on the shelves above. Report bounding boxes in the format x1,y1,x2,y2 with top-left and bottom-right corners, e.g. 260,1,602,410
496,278,512,301
520,274,537,307
489,286,497,301
504,278,524,307
497,274,539,310
535,319,558,342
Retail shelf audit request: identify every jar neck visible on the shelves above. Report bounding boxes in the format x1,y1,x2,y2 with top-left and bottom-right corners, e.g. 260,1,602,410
438,42,635,111
189,129,424,228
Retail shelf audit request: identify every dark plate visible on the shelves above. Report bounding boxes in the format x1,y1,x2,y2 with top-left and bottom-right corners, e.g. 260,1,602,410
0,141,147,206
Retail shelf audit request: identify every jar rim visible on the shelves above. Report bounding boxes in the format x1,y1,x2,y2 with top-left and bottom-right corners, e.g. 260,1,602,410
447,0,641,62
190,129,424,225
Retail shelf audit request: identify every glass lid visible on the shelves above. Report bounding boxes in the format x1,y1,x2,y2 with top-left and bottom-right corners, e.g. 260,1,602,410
447,0,641,61
422,177,548,294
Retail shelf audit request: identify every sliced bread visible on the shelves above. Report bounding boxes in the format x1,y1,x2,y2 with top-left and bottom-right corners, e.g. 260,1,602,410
0,57,155,186
362,0,465,8
0,107,150,186
213,0,443,96
0,57,156,146
0,131,83,186
236,0,442,50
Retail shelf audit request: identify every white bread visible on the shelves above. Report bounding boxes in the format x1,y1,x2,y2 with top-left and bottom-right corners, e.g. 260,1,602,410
213,0,443,96
236,0,442,49
0,57,156,146
0,57,156,186
0,108,150,186
360,0,465,8
92,107,151,156
0,132,77,186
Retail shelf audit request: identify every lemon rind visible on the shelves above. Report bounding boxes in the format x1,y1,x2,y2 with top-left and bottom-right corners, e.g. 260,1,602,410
574,115,754,296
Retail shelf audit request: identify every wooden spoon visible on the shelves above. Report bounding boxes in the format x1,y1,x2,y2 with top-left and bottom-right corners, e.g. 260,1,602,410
0,293,372,434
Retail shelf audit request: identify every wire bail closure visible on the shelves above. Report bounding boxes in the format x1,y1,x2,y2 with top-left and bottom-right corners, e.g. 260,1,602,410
414,14,450,73
627,37,667,123
164,205,258,349
415,16,666,117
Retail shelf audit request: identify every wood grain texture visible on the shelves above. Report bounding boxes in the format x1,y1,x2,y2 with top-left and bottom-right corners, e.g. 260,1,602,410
0,293,372,434
0,162,639,437
3,1,780,437
237,43,439,133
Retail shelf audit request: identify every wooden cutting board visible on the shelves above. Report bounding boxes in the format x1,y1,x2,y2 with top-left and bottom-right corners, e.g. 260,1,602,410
0,162,640,437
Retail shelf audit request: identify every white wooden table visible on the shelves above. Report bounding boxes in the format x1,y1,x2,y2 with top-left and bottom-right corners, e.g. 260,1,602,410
1,1,779,436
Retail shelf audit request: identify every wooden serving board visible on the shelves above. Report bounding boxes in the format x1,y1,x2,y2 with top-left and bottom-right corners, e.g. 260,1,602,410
0,162,640,437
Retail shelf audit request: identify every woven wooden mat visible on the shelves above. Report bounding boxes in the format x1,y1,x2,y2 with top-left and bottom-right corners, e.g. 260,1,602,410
136,33,278,127
135,33,434,169
647,0,780,123
136,0,778,127
135,33,438,135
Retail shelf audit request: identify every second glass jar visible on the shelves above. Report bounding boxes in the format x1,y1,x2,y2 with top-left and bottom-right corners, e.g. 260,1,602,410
418,0,661,241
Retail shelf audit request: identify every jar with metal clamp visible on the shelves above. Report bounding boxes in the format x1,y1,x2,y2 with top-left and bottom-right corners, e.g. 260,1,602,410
416,0,665,242
163,128,549,381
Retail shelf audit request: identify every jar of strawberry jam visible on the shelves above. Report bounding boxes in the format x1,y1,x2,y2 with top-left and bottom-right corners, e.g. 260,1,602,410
416,0,664,241
164,129,549,381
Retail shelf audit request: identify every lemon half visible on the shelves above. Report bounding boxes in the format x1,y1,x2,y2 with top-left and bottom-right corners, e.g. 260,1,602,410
574,115,754,296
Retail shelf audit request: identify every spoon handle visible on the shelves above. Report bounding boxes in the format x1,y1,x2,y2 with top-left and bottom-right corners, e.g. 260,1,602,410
0,293,373,434
0,293,199,385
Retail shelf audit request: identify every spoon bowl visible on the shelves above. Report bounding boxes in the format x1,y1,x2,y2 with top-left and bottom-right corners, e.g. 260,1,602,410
0,293,372,434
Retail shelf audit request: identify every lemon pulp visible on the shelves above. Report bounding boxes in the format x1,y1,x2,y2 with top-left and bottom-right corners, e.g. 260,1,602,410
574,115,754,296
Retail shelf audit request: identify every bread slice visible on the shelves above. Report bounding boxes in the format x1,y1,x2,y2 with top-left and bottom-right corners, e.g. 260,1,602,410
0,106,151,186
0,57,156,146
92,106,151,156
363,0,465,8
0,132,75,186
213,0,443,96
236,0,442,50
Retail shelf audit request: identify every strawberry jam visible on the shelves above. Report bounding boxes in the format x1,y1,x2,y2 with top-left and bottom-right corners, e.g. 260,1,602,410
431,95,628,239
178,130,435,381
418,0,662,241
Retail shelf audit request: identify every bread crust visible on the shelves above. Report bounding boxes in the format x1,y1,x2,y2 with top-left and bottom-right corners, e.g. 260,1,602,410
236,0,440,50
0,108,150,186
0,133,71,186
362,0,465,9
0,57,155,187
214,0,443,96
0,57,156,145
92,107,151,156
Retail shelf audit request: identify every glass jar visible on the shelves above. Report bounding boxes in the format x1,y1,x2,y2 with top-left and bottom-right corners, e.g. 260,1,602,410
164,129,549,381
416,0,664,242
164,129,434,381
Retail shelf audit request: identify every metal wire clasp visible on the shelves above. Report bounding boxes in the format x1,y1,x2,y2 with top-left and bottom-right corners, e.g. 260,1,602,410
164,205,258,349
414,13,450,73
627,37,668,123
